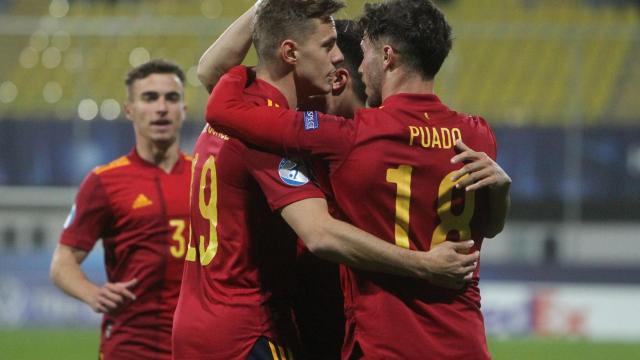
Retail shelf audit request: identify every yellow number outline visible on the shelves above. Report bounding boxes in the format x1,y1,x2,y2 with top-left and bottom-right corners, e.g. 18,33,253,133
169,219,186,258
431,170,475,249
185,153,219,266
386,166,475,250
386,165,413,249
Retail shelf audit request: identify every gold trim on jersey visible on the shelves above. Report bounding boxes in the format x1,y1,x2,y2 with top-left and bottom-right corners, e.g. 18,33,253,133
408,126,462,149
204,124,230,140
93,156,131,174
267,340,294,360
268,340,279,359
267,99,280,108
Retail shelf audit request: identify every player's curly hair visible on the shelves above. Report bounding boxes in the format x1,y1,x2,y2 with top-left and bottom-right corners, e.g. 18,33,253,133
335,19,366,103
253,0,345,64
358,0,452,80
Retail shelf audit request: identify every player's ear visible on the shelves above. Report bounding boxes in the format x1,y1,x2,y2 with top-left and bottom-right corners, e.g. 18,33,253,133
281,39,298,65
382,44,396,71
332,68,349,94
123,101,133,122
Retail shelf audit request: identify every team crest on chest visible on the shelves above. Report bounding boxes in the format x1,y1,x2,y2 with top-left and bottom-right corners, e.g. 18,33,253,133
278,158,310,187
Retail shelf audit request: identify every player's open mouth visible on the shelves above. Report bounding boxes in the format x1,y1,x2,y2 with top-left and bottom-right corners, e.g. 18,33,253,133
151,119,171,126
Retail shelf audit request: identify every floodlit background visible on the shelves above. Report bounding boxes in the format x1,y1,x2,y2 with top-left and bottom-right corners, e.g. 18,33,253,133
1,0,639,359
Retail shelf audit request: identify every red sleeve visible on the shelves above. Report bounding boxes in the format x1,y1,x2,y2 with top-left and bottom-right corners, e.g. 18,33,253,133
59,171,112,251
243,147,324,211
480,116,498,160
207,65,357,165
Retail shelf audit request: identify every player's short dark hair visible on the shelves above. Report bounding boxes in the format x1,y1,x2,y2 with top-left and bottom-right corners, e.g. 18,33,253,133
335,19,366,103
253,0,345,64
358,0,452,80
125,59,186,92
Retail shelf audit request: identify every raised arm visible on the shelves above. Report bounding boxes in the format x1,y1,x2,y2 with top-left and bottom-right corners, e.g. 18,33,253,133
281,198,479,289
50,244,137,314
207,65,353,161
197,5,257,93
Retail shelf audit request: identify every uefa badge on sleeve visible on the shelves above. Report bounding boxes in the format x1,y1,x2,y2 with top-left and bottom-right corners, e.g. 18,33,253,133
303,111,319,131
278,158,311,186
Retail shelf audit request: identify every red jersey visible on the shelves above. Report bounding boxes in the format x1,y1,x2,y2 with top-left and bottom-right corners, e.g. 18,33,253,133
206,66,497,359
294,159,345,360
59,149,192,360
171,78,324,360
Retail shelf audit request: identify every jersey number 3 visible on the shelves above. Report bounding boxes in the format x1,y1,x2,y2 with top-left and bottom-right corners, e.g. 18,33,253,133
386,165,475,250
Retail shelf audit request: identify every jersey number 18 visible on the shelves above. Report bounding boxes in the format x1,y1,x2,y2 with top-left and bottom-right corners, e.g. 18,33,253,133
386,165,475,250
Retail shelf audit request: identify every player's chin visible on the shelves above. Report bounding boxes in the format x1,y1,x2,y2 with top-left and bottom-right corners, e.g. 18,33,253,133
317,80,332,94
149,133,177,145
307,84,331,98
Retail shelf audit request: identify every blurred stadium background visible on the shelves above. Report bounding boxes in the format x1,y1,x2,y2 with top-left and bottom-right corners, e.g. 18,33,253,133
1,0,639,358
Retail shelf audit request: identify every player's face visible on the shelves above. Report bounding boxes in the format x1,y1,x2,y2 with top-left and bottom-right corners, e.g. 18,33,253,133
125,73,186,147
299,65,364,118
358,36,383,108
294,18,344,98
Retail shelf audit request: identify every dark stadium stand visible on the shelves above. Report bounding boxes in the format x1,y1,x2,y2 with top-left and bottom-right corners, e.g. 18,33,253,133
1,0,638,123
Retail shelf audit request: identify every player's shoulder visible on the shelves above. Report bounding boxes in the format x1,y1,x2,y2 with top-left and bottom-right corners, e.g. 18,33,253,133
244,77,291,110
352,107,388,124
182,153,194,164
459,112,490,127
355,106,383,117
92,155,132,176
450,110,493,132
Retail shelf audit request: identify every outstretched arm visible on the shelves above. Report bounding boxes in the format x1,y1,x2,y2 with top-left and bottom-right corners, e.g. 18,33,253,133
281,198,479,289
197,5,257,93
207,66,353,161
450,140,511,238
50,244,137,314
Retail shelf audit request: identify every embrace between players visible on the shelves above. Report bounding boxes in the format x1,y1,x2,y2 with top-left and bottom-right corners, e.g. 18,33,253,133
51,0,511,359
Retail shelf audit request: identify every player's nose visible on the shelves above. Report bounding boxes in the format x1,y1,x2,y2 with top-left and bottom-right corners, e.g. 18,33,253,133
155,97,169,113
331,46,344,67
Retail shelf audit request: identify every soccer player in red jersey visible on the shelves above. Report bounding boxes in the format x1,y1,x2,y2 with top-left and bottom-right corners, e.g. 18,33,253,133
198,12,368,359
49,60,191,360
206,0,512,358
173,1,481,359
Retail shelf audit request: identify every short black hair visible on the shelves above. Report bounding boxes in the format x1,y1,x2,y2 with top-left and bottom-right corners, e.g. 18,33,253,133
335,19,366,103
125,59,186,90
358,0,452,80
253,0,345,64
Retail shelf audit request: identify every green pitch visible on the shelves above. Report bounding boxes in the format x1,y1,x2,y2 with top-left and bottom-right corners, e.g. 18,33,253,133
1,329,640,359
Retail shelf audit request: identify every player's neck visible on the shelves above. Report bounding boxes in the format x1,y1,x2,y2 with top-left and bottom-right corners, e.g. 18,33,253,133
330,89,365,118
382,69,434,103
135,139,180,173
255,65,298,109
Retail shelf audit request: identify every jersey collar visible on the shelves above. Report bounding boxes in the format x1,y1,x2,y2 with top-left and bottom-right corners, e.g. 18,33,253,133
252,78,291,109
128,148,189,174
381,93,443,109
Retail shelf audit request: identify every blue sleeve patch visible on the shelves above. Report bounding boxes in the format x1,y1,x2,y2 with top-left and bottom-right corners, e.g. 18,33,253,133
303,111,319,131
